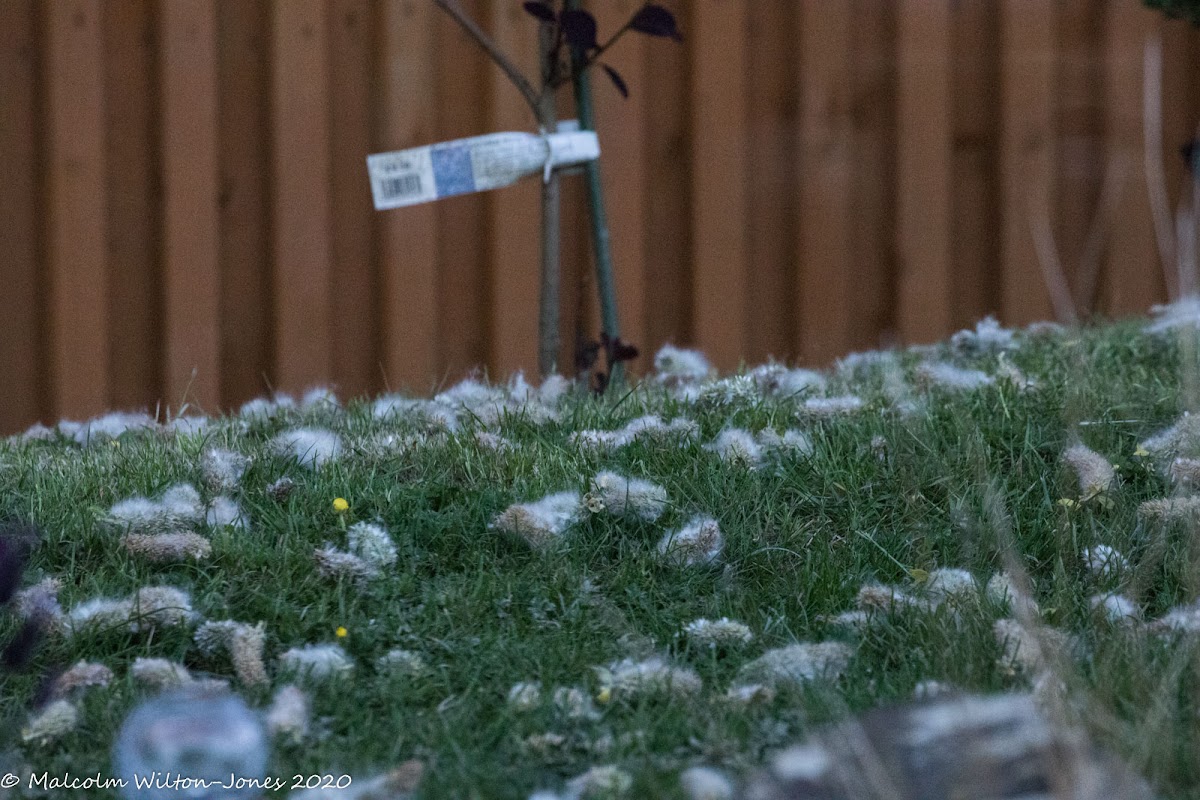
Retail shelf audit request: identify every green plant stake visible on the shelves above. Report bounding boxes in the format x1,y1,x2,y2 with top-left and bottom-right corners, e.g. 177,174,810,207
566,0,623,391
431,0,681,384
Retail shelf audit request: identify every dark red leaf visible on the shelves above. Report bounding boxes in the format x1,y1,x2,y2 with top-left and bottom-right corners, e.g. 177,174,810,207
561,9,598,52
612,339,639,362
521,1,556,22
575,338,601,372
629,4,681,41
600,63,629,98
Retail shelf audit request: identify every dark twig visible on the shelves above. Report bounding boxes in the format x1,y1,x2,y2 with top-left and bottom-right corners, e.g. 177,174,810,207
432,0,542,115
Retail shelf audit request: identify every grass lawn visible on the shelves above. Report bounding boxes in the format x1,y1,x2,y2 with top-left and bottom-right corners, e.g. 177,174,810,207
2,313,1200,799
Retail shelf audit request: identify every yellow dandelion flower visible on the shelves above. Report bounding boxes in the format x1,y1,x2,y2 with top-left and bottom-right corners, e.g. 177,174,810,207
335,626,348,638
332,497,349,513
1134,446,1150,458
595,687,612,704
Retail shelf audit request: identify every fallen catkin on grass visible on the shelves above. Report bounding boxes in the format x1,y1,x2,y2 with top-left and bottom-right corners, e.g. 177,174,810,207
656,516,724,566
13,312,1200,797
1063,442,1117,498
193,620,268,687
491,490,582,549
587,471,669,522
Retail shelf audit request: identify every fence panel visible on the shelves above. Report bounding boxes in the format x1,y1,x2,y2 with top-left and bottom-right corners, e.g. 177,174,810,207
3,0,1200,434
0,0,44,428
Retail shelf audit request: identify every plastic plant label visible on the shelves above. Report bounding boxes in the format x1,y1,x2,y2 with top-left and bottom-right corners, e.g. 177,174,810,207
367,128,600,211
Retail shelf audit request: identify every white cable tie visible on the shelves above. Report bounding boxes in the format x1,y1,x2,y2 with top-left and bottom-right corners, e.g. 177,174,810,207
539,127,554,184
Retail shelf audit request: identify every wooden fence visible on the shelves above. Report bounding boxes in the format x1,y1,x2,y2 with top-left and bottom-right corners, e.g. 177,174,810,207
1,0,1200,435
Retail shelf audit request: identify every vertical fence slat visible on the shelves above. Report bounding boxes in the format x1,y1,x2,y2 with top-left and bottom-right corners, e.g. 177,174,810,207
952,2,1001,327
271,0,333,393
13,2,1200,437
1000,1,1056,324
747,2,795,365
434,2,488,382
1160,23,1200,208
642,7,691,354
1103,5,1163,315
0,0,44,429
486,2,540,381
45,0,108,421
162,0,220,412
848,0,896,353
896,0,953,344
690,0,748,372
592,0,647,374
1056,1,1104,300
375,0,437,394
329,0,377,400
218,0,271,409
797,0,854,365
105,1,161,414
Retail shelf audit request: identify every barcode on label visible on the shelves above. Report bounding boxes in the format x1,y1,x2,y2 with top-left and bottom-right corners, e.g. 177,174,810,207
380,173,423,200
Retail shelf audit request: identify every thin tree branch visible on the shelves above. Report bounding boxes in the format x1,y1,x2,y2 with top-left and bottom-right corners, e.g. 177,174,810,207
432,0,541,115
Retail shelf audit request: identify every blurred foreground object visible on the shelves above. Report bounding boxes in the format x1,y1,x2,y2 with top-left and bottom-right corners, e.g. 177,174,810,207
112,687,267,800
743,693,1153,800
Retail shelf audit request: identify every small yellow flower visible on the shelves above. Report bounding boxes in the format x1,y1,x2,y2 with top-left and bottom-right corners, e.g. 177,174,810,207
1134,446,1150,458
1057,498,1077,509
335,626,348,638
332,497,349,513
595,687,612,704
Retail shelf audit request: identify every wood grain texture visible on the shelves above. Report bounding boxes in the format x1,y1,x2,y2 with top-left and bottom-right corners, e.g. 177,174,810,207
485,0,541,381
747,1,795,365
433,0,488,384
271,0,334,393
45,0,109,420
847,0,896,353
952,2,1002,329
105,0,162,414
896,0,953,345
4,1,1200,434
1102,5,1164,316
161,0,220,412
1056,0,1104,301
642,3,691,356
1000,0,1057,324
218,0,271,409
797,0,854,365
374,0,438,394
690,0,749,372
0,0,45,428
329,0,378,401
